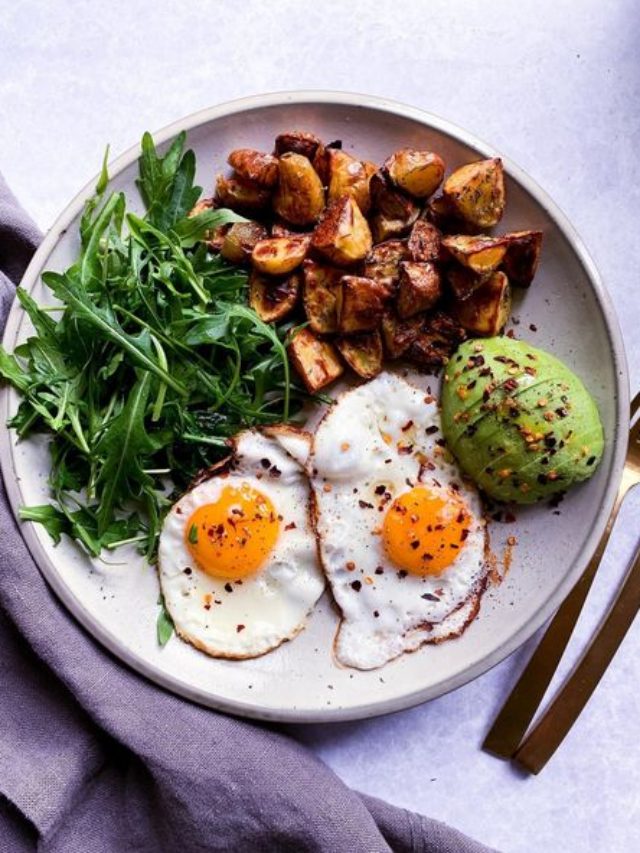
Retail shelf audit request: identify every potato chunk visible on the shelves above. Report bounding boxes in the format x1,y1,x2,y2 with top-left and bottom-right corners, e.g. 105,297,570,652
451,271,511,336
215,173,271,214
274,131,323,160
443,158,505,228
302,260,343,334
381,311,424,359
326,149,373,213
384,149,445,199
335,331,383,379
273,154,325,227
424,195,477,235
445,265,490,301
220,221,268,265
227,149,279,187
442,234,509,274
249,270,300,323
502,230,543,286
311,195,372,267
363,240,409,294
251,235,310,276
397,261,442,319
407,220,442,262
336,276,388,333
370,172,420,223
406,312,466,369
288,328,344,392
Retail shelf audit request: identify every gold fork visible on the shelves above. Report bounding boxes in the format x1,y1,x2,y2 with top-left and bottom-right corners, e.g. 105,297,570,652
483,390,640,765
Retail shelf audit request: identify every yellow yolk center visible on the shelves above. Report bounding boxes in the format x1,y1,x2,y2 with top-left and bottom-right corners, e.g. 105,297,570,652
185,484,279,579
382,486,470,576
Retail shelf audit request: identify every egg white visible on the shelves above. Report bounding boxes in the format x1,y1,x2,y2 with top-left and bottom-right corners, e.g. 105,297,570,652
158,427,325,659
309,372,489,670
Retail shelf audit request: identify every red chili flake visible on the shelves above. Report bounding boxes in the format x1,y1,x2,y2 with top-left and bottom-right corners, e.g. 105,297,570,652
375,566,384,575
397,570,408,579
183,567,192,575
235,579,243,585
456,510,465,523
398,444,414,455
260,458,271,469
525,366,537,376
285,521,297,530
375,484,387,495
422,553,434,562
270,466,282,478
358,500,374,509
504,378,519,392
373,610,380,618
346,561,356,571
401,420,414,432
237,624,246,633
175,507,183,515
425,425,439,435
410,540,420,550
460,529,469,541
204,603,211,611
506,329,516,338
529,323,538,332
421,592,440,602
351,580,362,591
224,583,233,593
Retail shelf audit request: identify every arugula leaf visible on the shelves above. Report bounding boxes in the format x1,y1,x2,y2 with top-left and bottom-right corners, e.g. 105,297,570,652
43,271,188,395
173,207,247,249
94,372,158,536
0,347,31,392
156,595,174,646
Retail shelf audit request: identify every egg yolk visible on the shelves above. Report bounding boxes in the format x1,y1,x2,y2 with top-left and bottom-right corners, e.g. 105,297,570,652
185,484,279,579
382,486,470,576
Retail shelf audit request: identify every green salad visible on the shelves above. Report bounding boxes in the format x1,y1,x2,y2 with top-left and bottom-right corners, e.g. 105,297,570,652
0,132,311,561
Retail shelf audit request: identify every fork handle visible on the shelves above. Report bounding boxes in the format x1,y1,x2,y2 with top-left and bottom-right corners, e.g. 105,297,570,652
514,514,640,774
482,482,628,759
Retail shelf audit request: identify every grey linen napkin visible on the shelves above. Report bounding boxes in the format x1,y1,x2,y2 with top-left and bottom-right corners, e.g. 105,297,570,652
0,172,499,853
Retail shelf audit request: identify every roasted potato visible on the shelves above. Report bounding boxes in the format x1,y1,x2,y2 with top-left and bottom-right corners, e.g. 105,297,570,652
311,195,372,267
227,149,279,187
381,310,424,359
363,240,409,294
407,220,442,262
406,312,466,369
397,261,442,319
271,221,299,238
251,235,310,276
336,275,388,333
273,153,325,227
288,328,344,392
220,221,269,265
502,230,543,286
441,234,509,274
215,173,271,214
326,149,373,213
302,260,343,334
249,270,300,323
384,149,445,199
451,271,511,336
369,213,411,244
370,172,420,224
274,131,323,161
445,265,490,301
424,195,477,235
335,331,383,379
443,158,505,228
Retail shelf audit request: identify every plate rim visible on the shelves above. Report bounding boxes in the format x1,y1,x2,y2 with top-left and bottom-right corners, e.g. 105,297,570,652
0,90,630,723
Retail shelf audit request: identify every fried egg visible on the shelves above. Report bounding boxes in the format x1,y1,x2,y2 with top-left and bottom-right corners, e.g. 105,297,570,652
158,426,325,659
309,372,489,670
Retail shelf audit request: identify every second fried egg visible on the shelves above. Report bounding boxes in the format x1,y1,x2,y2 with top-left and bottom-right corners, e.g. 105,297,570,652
310,372,489,670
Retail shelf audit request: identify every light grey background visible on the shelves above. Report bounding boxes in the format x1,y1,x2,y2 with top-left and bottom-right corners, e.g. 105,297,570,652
1,2,639,851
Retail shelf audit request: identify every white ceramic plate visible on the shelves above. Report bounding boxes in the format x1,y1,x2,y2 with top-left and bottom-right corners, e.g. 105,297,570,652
0,92,628,722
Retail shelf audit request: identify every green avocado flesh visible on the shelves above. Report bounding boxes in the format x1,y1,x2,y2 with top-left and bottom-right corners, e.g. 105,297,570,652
440,337,604,504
